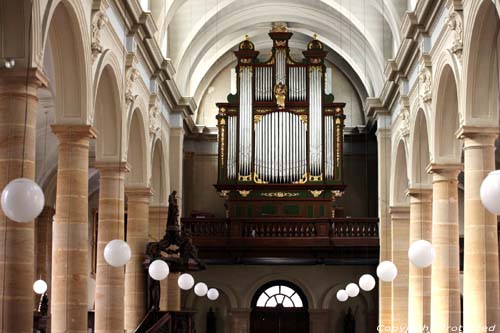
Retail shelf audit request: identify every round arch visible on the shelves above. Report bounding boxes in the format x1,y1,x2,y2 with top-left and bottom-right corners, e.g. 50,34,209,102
150,138,169,206
431,61,462,164
409,109,432,187
462,0,500,125
93,64,122,162
42,0,91,123
242,273,317,309
391,139,409,206
126,108,149,187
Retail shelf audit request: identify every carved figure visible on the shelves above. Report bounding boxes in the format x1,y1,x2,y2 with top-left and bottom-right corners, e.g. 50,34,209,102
274,81,287,109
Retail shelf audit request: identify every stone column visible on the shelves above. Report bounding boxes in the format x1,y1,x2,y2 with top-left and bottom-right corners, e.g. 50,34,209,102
428,164,461,333
229,309,250,333
51,124,97,333
309,309,329,333
390,206,410,331
407,189,432,333
149,205,168,310
94,162,128,333
124,187,152,332
169,127,184,212
375,115,392,328
35,206,55,293
459,128,500,333
0,68,47,332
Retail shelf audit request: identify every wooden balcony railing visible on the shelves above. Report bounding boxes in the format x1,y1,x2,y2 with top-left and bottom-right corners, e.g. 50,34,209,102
182,217,378,245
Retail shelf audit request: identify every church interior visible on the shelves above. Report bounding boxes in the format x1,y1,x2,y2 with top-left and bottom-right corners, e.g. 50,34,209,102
0,0,499,332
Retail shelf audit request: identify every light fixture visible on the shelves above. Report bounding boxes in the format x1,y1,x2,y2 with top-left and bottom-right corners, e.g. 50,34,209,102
345,283,360,297
103,239,131,267
1,178,45,222
148,259,170,281
178,273,195,290
408,239,435,268
376,261,398,282
480,170,500,215
33,279,47,295
207,288,219,300
358,274,376,291
194,282,208,297
336,289,348,302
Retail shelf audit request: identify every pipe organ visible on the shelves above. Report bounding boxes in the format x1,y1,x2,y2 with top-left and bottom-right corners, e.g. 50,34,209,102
215,26,346,219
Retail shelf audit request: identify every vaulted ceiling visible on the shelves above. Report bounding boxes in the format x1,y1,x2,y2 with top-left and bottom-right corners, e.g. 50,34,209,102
148,0,409,123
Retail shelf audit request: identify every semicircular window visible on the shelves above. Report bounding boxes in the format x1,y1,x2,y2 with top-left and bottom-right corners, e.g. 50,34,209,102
255,284,304,308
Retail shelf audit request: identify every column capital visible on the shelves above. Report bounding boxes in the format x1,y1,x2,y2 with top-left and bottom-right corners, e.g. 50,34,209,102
0,67,49,88
456,125,499,141
51,124,98,141
426,163,462,175
406,187,432,199
125,187,153,198
389,205,410,219
94,161,130,173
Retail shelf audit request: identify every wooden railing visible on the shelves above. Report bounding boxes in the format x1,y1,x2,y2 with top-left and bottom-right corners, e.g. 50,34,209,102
182,217,378,245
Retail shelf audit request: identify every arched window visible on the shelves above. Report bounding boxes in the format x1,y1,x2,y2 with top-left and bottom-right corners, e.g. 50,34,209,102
253,281,306,308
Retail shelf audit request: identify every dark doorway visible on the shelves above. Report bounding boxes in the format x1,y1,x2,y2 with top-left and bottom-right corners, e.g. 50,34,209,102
250,280,309,333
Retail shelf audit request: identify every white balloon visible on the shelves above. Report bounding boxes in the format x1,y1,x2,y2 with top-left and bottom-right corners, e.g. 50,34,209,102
480,170,500,215
377,261,398,282
408,240,436,268
359,274,376,291
207,288,219,301
1,178,44,222
33,279,47,294
178,273,195,290
336,289,348,302
194,282,208,297
345,283,360,297
148,260,170,281
104,239,131,267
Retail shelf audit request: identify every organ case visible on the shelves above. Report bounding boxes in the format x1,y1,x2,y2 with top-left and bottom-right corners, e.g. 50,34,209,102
215,27,346,218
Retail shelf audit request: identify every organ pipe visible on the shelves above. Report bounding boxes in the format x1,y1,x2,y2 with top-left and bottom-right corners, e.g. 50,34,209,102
217,30,345,186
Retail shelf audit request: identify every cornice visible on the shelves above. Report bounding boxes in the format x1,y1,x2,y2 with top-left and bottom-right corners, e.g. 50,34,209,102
116,0,194,132
370,0,445,123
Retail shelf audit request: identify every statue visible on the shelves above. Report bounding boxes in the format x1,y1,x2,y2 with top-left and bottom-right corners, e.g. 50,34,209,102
344,308,355,333
274,82,287,109
167,191,179,229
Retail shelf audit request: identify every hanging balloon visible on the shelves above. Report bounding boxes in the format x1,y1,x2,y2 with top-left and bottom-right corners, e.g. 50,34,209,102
178,273,195,290
103,239,131,267
207,288,219,301
336,289,348,302
345,283,360,297
376,261,398,282
33,279,48,295
194,282,208,297
1,178,44,222
358,274,376,291
148,260,170,281
480,170,500,215
408,240,435,268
